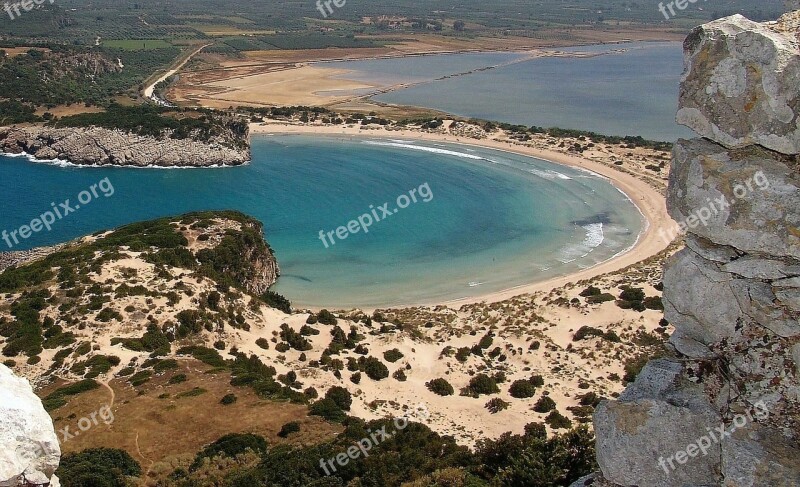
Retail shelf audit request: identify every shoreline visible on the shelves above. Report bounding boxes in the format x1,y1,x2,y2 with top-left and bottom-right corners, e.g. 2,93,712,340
250,122,673,309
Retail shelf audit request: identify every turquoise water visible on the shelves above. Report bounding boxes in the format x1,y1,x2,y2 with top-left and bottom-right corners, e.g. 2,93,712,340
0,136,643,307
320,42,693,142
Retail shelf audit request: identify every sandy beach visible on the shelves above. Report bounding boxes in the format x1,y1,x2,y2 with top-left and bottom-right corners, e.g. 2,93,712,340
249,121,674,309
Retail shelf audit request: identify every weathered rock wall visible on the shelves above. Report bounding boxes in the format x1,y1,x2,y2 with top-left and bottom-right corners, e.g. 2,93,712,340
577,9,800,487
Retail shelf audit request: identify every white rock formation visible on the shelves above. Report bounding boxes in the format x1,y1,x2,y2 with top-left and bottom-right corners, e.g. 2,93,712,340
0,364,60,487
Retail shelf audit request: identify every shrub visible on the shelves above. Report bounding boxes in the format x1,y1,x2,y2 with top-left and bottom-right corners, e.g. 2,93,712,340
533,395,556,413
191,433,268,470
309,398,347,423
426,378,454,396
383,348,404,363
579,286,601,297
325,386,352,411
545,410,573,429
524,422,547,439
350,372,361,384
509,379,537,399
578,392,602,407
644,296,664,310
57,448,141,486
485,398,510,413
176,387,207,398
129,370,152,387
585,293,615,304
361,356,389,380
530,375,545,387
255,338,270,350
220,393,237,405
278,421,301,438
42,379,100,412
393,369,407,381
168,373,188,385
464,374,499,396
262,291,291,314
317,309,337,325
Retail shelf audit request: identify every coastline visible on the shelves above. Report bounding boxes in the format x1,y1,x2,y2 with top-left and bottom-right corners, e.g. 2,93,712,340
250,121,673,309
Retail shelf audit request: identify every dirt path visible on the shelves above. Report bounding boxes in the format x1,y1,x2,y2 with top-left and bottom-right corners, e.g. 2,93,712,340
143,44,211,101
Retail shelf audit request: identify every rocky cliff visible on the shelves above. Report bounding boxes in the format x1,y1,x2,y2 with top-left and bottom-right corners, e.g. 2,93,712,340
0,364,61,487
0,126,250,167
576,9,800,487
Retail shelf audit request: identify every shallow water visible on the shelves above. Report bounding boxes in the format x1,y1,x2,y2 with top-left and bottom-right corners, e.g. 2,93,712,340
319,42,693,142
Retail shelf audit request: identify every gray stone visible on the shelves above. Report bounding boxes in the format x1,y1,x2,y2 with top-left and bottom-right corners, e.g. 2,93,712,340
668,138,800,260
722,423,800,486
594,398,721,487
722,256,800,279
664,248,800,354
619,359,684,402
678,15,800,155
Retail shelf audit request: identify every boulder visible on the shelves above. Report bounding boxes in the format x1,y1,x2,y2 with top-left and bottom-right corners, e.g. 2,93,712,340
678,15,800,155
668,138,800,260
0,364,60,487
594,360,722,487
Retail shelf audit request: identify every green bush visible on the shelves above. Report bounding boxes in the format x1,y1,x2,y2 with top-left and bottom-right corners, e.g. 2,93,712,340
509,379,537,399
278,421,301,438
426,378,454,396
309,398,347,423
383,348,404,363
485,398,510,413
191,433,268,471
361,356,389,380
262,290,292,314
42,379,100,412
533,396,556,413
325,386,352,411
464,374,499,396
57,448,141,487
317,309,337,325
545,410,573,429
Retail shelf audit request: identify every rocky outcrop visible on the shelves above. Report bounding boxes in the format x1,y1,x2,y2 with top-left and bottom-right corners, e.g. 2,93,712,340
583,9,800,487
677,14,800,154
236,219,281,295
0,364,60,487
0,126,249,167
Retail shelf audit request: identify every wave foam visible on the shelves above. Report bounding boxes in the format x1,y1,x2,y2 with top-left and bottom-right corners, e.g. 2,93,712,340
362,141,486,160
527,168,573,180
557,223,605,263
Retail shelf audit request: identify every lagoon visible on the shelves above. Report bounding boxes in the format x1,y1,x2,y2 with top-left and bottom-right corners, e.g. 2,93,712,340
0,135,643,308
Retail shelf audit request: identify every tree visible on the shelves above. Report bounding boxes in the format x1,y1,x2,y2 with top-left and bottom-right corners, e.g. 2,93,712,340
533,395,556,413
509,379,537,399
427,378,455,396
495,427,596,486
325,386,352,411
57,448,141,486
361,356,389,380
453,20,466,31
